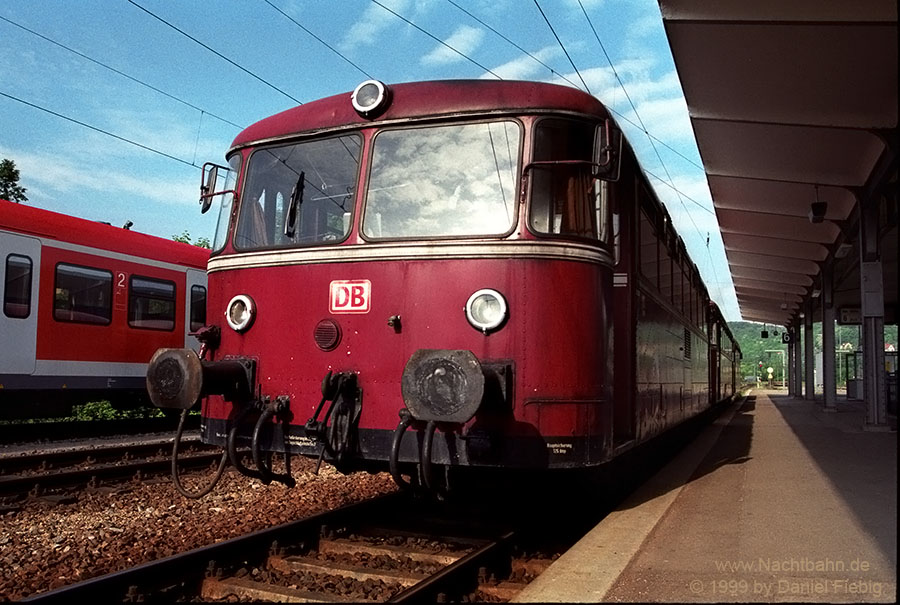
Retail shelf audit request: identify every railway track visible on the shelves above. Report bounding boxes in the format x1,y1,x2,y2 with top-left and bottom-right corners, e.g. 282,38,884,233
21,492,567,603
0,415,199,445
0,438,223,503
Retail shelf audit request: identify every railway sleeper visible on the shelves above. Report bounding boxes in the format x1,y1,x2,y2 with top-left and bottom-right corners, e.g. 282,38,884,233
317,537,469,567
201,575,363,603
269,554,427,588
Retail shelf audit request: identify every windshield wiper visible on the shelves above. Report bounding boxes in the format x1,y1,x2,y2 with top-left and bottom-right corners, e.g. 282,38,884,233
284,171,305,238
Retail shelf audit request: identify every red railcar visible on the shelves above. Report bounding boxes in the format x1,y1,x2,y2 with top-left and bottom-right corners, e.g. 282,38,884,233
147,80,741,493
0,200,209,418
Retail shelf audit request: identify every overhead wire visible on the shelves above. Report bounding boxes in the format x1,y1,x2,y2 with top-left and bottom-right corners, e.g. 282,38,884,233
534,1,714,220
369,0,502,80
125,0,303,105
573,0,723,294
439,2,707,186
5,3,715,242
531,0,590,94
0,14,244,130
0,90,198,168
443,0,581,89
261,0,373,80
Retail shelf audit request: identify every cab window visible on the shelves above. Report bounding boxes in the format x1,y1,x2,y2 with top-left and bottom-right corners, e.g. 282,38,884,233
529,118,611,244
235,134,361,249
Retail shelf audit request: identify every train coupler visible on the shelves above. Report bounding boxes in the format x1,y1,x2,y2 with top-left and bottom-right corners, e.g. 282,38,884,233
303,371,363,474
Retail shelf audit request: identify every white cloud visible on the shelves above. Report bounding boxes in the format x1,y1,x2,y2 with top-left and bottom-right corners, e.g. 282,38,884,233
1,145,196,209
420,25,486,66
340,0,411,51
617,95,693,144
482,46,562,81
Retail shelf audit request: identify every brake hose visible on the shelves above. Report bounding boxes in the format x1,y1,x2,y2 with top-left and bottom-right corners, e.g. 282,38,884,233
171,406,229,499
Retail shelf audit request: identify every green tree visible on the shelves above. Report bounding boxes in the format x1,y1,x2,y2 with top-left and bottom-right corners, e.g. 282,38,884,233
173,230,211,249
0,158,28,203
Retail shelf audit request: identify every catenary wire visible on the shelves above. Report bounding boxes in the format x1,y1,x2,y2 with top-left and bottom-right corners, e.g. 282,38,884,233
261,0,373,80
0,90,197,168
532,0,590,94
0,14,244,131
125,0,303,105
574,0,713,244
369,0,502,80
443,1,704,173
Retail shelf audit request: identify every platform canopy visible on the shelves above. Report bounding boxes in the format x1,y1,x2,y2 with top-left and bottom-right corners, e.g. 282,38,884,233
659,0,898,327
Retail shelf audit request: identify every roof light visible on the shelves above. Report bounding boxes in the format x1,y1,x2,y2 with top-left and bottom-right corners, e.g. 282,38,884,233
351,80,391,118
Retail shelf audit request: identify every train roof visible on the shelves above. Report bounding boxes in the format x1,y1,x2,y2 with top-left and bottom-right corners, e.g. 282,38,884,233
0,199,209,269
231,80,610,150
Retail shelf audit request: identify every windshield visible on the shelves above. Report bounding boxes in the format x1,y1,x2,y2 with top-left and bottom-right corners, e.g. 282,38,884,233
235,134,361,249
363,121,520,239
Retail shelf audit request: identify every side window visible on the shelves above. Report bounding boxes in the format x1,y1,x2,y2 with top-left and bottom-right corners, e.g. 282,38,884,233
129,276,176,331
639,206,658,289
4,254,32,319
529,118,610,243
658,231,672,302
190,285,207,332
54,264,113,325
672,257,683,315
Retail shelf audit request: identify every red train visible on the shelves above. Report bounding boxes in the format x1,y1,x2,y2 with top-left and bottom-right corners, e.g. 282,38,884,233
147,80,741,494
0,200,209,419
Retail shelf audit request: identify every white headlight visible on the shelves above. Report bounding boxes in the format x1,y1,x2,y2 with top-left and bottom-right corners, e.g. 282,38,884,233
225,294,255,332
351,80,390,117
465,289,507,334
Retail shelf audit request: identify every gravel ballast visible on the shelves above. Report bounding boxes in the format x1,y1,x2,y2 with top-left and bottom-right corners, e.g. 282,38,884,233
0,457,396,601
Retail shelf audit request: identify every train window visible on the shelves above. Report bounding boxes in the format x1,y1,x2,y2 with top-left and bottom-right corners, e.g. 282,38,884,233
236,134,360,250
658,232,672,303
364,121,520,238
688,272,696,325
4,254,32,319
212,154,242,252
128,275,176,331
190,285,207,332
54,264,112,325
639,207,658,289
529,118,611,243
672,257,683,315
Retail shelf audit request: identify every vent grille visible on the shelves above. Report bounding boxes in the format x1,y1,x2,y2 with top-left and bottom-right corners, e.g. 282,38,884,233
314,319,341,351
683,328,692,359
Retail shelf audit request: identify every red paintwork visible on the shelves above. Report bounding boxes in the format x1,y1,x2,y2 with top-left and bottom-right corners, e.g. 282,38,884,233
1,200,209,268
1,200,209,366
199,80,741,471
204,256,609,437
231,80,609,151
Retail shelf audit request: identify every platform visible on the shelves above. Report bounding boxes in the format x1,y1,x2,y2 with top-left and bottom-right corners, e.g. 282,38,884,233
514,391,897,602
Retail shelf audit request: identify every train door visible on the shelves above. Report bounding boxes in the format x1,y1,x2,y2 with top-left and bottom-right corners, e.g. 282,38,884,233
184,269,207,350
612,169,637,449
0,232,41,375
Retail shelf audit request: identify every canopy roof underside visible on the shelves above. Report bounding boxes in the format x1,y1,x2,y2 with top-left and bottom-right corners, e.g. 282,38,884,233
659,0,898,327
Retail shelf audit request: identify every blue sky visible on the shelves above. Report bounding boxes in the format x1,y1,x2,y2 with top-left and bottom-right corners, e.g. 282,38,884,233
0,0,740,320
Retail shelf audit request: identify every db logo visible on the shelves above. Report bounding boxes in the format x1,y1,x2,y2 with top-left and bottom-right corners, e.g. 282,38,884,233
329,280,371,314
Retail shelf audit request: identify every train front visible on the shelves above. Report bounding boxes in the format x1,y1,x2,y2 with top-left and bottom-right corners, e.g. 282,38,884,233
147,80,622,494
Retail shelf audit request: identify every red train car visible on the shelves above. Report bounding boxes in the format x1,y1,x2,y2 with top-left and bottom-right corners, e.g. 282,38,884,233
1,200,209,419
147,80,741,493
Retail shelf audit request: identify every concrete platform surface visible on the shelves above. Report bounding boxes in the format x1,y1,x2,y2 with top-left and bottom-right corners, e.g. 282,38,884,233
514,392,897,603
